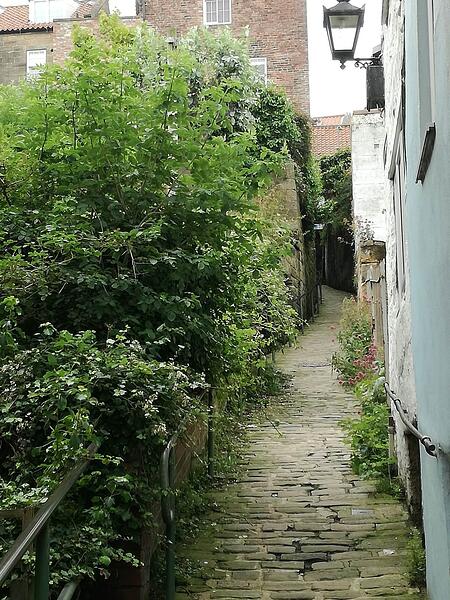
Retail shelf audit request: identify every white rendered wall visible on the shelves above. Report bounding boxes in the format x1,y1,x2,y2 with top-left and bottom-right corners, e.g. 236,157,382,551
351,111,386,245
382,0,421,521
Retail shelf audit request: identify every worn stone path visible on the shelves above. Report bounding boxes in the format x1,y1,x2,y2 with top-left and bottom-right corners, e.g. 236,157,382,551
177,287,422,600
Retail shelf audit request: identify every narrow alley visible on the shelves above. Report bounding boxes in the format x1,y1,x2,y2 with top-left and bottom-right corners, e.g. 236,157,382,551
176,288,422,600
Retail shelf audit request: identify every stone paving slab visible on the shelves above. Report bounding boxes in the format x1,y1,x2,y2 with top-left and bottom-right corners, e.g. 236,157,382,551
176,287,423,600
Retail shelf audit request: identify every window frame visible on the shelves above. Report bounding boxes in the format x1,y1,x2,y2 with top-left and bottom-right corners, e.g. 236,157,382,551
203,0,232,26
26,49,47,78
416,0,436,183
388,107,407,296
250,57,268,85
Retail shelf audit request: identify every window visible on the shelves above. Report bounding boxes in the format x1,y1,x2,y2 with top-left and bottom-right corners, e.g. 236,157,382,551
250,58,268,85
27,49,47,77
204,0,231,25
416,0,436,182
392,136,406,292
389,110,406,294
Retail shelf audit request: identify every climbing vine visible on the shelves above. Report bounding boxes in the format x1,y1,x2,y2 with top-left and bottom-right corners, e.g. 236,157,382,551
317,149,352,233
252,87,321,235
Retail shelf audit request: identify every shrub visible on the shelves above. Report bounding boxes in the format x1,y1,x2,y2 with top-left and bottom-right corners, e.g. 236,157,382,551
334,298,390,480
317,149,352,234
342,393,390,478
332,297,375,386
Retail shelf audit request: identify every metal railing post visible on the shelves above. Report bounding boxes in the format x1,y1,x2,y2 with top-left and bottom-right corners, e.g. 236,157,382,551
299,295,305,334
57,581,80,600
166,448,176,600
208,390,215,479
34,523,50,600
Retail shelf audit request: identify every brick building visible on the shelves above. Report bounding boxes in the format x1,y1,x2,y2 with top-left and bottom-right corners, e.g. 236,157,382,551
0,0,310,113
145,0,310,113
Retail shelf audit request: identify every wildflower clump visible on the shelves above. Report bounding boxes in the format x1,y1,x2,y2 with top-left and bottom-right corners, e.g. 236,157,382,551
334,297,390,480
332,297,376,386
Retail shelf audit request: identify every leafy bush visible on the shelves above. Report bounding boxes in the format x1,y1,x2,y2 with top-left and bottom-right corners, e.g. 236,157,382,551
317,149,352,233
0,17,308,595
334,298,390,479
342,393,390,478
252,87,320,232
332,297,375,385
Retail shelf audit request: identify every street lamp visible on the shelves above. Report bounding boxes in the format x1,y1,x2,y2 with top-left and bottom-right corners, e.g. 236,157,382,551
323,1,378,69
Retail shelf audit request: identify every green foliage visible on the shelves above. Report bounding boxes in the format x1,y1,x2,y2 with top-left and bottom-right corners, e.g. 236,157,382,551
407,528,427,588
252,87,321,236
0,17,306,595
332,297,375,385
335,298,390,479
342,395,390,479
317,149,352,233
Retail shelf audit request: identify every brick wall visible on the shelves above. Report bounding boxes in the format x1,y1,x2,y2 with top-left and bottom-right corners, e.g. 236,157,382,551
52,16,142,64
0,31,53,84
145,0,310,114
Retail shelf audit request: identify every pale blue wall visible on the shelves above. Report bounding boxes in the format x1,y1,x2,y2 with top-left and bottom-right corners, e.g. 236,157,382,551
405,0,450,597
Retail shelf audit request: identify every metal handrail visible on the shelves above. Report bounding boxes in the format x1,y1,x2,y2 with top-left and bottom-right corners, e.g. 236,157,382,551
385,382,437,457
160,391,212,600
57,580,80,600
0,443,97,599
298,280,322,332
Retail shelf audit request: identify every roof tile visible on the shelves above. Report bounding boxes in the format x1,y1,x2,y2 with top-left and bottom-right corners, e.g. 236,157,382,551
312,115,351,157
0,5,52,33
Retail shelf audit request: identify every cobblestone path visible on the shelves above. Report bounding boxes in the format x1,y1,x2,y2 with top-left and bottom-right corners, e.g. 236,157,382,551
177,287,422,600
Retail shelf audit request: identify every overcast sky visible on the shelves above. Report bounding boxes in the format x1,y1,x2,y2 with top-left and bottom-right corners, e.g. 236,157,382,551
307,0,382,117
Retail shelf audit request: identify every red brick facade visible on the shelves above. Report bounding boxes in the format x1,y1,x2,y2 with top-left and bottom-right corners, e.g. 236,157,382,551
52,17,142,64
145,0,310,114
1,2,309,113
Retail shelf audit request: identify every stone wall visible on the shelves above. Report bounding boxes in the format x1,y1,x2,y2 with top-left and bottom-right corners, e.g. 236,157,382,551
271,161,318,321
0,30,53,84
382,0,421,523
145,0,310,113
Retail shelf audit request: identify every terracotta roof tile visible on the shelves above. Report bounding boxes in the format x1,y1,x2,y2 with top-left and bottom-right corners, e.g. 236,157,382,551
71,1,96,19
312,115,351,157
0,5,52,32
312,114,352,127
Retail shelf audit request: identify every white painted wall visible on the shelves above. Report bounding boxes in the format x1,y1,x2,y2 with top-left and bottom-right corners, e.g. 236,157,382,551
351,111,386,246
382,0,421,520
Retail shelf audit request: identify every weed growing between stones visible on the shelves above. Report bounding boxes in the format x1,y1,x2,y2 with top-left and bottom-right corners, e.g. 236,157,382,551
407,528,427,589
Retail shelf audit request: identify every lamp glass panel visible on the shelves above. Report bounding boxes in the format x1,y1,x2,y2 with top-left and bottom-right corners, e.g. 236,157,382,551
329,14,359,51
